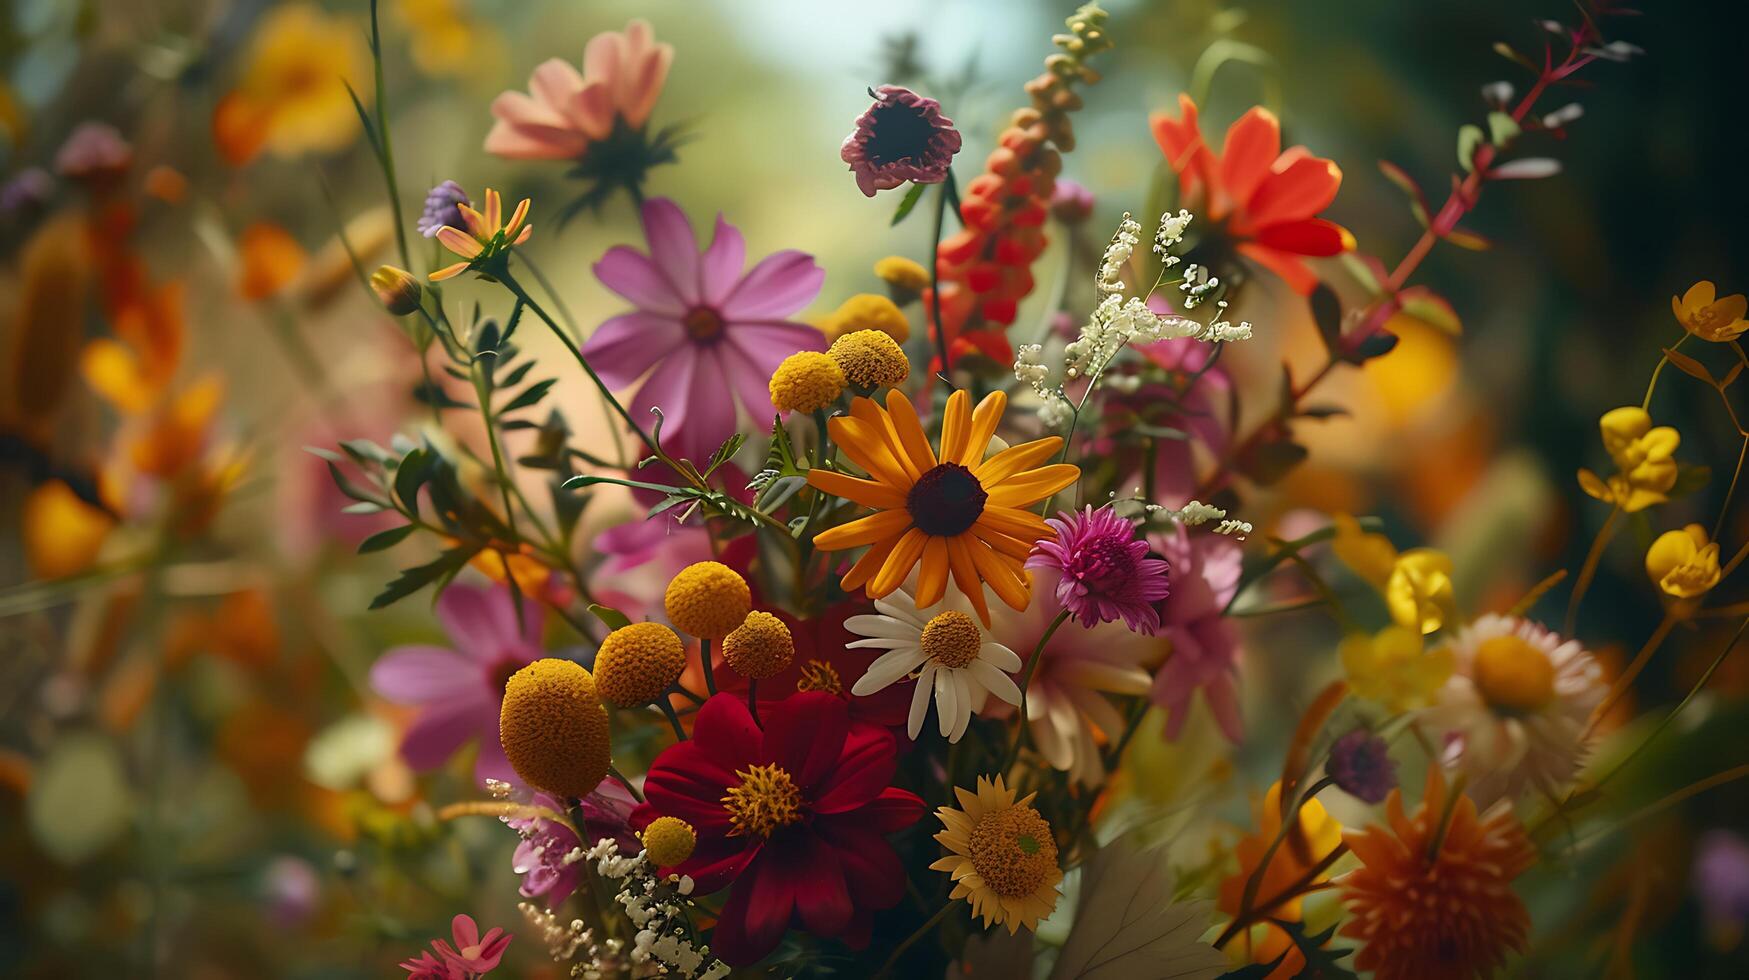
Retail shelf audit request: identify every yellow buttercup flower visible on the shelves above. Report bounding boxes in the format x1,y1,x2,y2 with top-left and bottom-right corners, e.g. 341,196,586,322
1339,626,1454,712
1646,524,1722,599
929,775,1063,934
1672,281,1748,342
1330,514,1456,634
1578,406,1679,513
874,256,930,303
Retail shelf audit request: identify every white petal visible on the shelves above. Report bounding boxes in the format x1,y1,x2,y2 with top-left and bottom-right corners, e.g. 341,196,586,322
844,614,921,641
949,673,973,742
970,659,1022,706
935,667,959,739
979,642,1022,673
852,648,927,696
908,665,936,739
873,588,926,625
847,636,919,650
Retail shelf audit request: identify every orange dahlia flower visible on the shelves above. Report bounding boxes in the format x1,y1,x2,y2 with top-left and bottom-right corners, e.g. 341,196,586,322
1150,94,1351,294
806,389,1077,624
1340,768,1536,980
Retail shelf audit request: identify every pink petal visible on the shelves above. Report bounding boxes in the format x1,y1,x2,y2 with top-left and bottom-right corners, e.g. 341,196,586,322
570,79,616,141
435,585,520,659
400,697,491,770
719,250,824,320
474,731,516,786
728,321,828,364
484,120,586,161
622,44,672,129
370,645,478,703
716,339,779,426
581,312,686,390
639,198,702,305
582,27,626,87
698,214,746,304
451,914,480,950
594,246,687,315
632,346,734,461
527,59,585,116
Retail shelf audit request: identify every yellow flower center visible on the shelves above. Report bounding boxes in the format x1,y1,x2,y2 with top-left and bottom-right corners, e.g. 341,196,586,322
968,803,1058,898
1689,307,1720,331
921,611,982,668
683,305,725,342
722,610,795,680
1472,635,1556,714
722,763,803,838
640,815,698,867
664,561,752,639
829,329,911,389
769,351,847,415
795,659,844,695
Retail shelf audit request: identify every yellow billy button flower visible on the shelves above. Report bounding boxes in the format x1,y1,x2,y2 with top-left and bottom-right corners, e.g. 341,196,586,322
768,350,846,415
1578,406,1680,513
1673,281,1748,342
1645,523,1722,600
1339,625,1454,713
663,561,751,639
430,187,532,281
722,611,795,680
829,329,911,390
593,622,687,706
874,255,930,304
1330,514,1456,634
499,659,612,799
823,292,911,342
640,816,697,867
929,775,1062,934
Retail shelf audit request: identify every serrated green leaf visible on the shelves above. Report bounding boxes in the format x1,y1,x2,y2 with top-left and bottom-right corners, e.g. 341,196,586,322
369,546,477,610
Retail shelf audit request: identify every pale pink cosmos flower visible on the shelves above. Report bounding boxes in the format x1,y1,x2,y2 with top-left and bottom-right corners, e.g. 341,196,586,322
1148,525,1244,743
431,914,512,975
485,20,672,160
369,584,543,785
582,197,825,461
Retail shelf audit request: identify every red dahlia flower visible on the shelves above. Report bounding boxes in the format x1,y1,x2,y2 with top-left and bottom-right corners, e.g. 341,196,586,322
632,691,924,965
1150,94,1351,294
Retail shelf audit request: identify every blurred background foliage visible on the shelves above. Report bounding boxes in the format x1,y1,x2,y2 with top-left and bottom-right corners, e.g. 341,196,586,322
2,0,1747,976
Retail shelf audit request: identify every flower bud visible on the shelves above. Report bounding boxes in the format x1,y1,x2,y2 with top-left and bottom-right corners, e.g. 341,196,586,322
370,265,423,315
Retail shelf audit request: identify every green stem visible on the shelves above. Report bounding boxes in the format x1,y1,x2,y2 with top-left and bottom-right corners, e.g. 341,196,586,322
367,0,412,273
1565,505,1621,636
928,175,954,377
700,637,718,696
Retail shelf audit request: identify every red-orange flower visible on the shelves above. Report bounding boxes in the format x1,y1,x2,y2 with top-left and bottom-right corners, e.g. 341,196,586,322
1340,768,1535,980
1150,94,1351,294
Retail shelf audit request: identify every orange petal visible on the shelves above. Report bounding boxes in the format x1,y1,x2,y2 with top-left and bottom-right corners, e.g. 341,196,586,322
811,508,914,551
869,527,929,597
915,536,950,607
24,480,115,579
946,538,991,625
939,389,972,463
885,388,938,473
841,534,902,592
428,261,471,282
986,463,1080,508
238,224,307,301
1220,107,1282,213
1235,242,1319,296
505,197,531,238
966,538,1029,611
436,225,483,259
975,437,1061,486
1242,156,1342,230
851,396,921,483
958,389,1007,465
806,469,906,510
975,505,1052,543
830,415,915,490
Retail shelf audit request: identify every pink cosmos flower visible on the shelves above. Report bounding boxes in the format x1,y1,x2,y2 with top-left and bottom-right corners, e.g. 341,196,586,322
369,584,543,785
1028,505,1170,633
432,914,512,975
582,197,825,461
485,20,672,160
1148,525,1244,743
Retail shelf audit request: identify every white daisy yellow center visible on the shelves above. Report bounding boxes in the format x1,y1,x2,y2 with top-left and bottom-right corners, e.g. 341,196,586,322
1473,634,1556,714
968,804,1058,898
722,763,802,838
921,611,982,669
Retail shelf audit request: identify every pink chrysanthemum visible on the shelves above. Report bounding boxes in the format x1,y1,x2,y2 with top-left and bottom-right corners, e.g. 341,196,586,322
1027,505,1169,634
840,85,963,197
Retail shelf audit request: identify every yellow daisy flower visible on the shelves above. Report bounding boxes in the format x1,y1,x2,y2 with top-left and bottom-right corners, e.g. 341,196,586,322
807,388,1079,624
929,775,1062,934
430,187,532,282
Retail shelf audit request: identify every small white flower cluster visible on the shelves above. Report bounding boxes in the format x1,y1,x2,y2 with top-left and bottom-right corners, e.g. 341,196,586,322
1202,300,1253,342
1215,519,1253,538
1065,294,1203,381
1154,208,1191,263
1096,212,1143,295
517,901,597,967
586,837,728,979
1165,499,1226,526
1014,343,1075,429
1178,263,1221,309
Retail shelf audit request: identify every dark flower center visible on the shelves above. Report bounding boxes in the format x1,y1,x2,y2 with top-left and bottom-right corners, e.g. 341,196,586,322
489,654,526,696
907,463,987,537
1068,536,1138,592
683,305,725,342
866,101,938,167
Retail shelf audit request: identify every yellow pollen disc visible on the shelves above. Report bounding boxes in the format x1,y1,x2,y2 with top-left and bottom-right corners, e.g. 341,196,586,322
722,763,803,838
640,816,697,867
769,351,846,415
829,329,910,390
968,803,1058,898
795,658,844,695
921,611,982,669
722,610,795,680
664,561,751,639
1472,634,1557,714
593,621,687,706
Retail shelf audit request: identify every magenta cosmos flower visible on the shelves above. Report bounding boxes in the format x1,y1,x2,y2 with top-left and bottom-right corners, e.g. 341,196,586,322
1148,526,1243,742
369,584,543,785
432,914,512,975
841,85,962,197
508,785,639,910
582,197,825,461
485,20,672,160
1028,505,1170,633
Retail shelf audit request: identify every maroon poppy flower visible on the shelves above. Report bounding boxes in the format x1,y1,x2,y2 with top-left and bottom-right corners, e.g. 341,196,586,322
840,85,962,197
632,691,924,965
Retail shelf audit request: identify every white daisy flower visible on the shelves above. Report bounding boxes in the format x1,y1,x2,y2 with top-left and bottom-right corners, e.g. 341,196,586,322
846,587,1024,742
1420,613,1605,804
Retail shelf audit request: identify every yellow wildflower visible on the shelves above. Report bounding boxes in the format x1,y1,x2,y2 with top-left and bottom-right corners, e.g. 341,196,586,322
822,293,910,343
1330,514,1456,634
1578,406,1679,513
1645,524,1722,599
1672,281,1748,342
1339,626,1453,712
212,4,370,165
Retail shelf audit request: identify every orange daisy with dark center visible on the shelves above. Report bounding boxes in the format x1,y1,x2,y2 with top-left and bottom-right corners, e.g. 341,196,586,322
806,388,1080,624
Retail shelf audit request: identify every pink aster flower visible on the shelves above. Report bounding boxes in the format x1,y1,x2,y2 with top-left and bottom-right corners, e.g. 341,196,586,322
485,20,672,160
841,85,963,197
582,197,825,461
508,786,638,909
1028,505,1170,633
369,584,543,785
1148,526,1244,743
432,914,512,975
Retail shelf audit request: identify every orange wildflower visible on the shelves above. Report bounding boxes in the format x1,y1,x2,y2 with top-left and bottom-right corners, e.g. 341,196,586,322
1340,768,1535,980
1216,780,1344,977
1151,94,1351,294
212,4,369,165
238,223,308,301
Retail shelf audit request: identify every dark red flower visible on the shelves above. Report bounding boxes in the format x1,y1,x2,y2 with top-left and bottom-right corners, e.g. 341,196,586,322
713,600,916,731
632,691,924,965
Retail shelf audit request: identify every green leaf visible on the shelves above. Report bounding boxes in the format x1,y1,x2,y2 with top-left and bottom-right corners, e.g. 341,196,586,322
498,359,536,389
1376,160,1430,229
1487,110,1520,147
1309,284,1343,354
369,546,478,610
889,182,928,226
358,524,416,553
1275,919,1358,980
1457,124,1486,172
1397,287,1463,336
393,447,432,512
501,378,557,413
325,461,381,505
587,603,633,631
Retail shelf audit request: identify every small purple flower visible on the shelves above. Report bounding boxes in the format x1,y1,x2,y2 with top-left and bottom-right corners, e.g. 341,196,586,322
54,122,131,179
259,856,320,929
1327,729,1397,804
418,180,471,238
1027,505,1170,634
1,167,53,213
1695,830,1749,938
1050,178,1095,223
840,85,962,197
